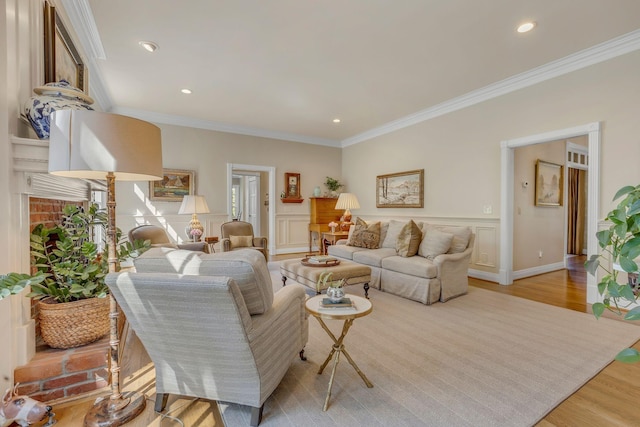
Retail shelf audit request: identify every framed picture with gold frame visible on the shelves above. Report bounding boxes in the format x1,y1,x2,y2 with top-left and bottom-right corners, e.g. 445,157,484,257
149,169,195,201
282,172,303,203
535,160,563,207
44,1,87,92
376,169,424,208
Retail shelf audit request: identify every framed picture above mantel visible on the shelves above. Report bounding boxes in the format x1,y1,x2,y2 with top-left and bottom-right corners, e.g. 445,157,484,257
282,172,303,203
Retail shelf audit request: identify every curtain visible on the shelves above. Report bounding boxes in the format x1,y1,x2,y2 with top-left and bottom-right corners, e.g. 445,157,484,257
567,168,586,255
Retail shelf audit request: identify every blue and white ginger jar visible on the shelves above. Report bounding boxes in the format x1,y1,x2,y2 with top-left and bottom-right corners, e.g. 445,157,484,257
23,80,94,139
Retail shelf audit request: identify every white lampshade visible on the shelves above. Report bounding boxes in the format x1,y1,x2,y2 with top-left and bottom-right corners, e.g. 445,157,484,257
49,110,163,180
335,193,360,210
178,195,210,214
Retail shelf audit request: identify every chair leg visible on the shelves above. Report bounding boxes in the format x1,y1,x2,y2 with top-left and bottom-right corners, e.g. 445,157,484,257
250,405,264,426
154,393,169,412
299,348,307,361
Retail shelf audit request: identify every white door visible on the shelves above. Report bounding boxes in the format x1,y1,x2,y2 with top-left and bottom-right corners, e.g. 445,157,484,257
247,175,260,234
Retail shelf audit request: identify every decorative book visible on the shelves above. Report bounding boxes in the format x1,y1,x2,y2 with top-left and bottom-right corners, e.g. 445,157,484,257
320,297,354,308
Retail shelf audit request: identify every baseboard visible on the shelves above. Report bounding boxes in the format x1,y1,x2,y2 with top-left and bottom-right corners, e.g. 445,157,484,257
468,269,500,283
512,262,565,280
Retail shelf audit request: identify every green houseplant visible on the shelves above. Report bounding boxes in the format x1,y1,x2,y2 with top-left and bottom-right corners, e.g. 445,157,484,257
585,184,640,362
324,176,344,196
0,203,149,348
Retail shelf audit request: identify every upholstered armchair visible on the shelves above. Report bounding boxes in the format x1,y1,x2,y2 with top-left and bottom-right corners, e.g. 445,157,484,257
128,224,209,253
109,248,308,426
220,220,268,259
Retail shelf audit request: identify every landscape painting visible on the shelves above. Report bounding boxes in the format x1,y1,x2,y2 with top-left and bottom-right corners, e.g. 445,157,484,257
376,169,424,208
535,160,563,206
149,169,194,201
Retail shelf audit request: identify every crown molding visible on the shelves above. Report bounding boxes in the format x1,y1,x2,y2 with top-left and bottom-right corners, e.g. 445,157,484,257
60,0,106,60
341,29,640,147
110,107,342,147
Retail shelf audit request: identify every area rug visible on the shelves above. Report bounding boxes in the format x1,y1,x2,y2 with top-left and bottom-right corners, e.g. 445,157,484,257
219,270,640,427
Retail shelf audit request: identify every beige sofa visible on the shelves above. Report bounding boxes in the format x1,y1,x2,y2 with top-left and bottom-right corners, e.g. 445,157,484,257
107,248,308,426
327,219,474,305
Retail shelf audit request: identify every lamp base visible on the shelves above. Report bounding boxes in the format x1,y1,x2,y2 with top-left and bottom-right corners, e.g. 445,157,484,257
84,392,146,427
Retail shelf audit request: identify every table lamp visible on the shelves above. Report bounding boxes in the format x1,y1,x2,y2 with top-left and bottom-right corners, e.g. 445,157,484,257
335,193,360,222
178,195,210,241
49,109,163,427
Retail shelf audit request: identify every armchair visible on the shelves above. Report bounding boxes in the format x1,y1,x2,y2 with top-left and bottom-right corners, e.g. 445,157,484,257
110,248,308,426
128,224,209,253
220,220,268,259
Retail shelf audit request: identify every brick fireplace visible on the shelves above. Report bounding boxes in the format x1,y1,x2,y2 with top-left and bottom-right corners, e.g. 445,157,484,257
13,197,110,401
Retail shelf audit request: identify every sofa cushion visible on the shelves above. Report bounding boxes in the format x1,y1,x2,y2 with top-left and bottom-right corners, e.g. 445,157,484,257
230,235,253,248
327,243,366,260
419,227,454,260
439,226,472,253
134,247,273,315
396,220,422,257
381,255,438,279
348,217,381,249
352,247,397,267
381,220,406,248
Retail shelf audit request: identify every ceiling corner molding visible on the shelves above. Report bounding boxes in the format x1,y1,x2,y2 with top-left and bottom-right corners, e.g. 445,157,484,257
111,107,342,147
341,29,640,148
60,0,106,60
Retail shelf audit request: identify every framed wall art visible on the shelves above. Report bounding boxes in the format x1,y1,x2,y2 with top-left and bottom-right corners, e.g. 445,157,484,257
376,169,424,208
149,169,195,201
535,160,563,207
44,1,87,92
282,172,303,203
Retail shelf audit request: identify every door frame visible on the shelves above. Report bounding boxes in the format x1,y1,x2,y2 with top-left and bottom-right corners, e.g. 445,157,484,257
499,122,600,303
227,163,276,255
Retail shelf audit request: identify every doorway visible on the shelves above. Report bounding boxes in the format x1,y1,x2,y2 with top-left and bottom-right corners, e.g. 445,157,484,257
500,122,601,304
231,172,261,234
227,163,276,255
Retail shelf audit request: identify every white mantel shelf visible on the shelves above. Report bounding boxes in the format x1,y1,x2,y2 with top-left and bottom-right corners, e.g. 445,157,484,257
11,135,49,173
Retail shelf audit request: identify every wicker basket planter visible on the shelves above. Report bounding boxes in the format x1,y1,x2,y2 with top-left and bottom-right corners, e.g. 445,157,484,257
38,296,110,349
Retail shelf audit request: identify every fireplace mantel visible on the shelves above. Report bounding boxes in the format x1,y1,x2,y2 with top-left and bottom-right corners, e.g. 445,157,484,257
11,135,49,173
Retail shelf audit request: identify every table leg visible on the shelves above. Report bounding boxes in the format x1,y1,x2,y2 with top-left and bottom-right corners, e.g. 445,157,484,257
314,317,372,411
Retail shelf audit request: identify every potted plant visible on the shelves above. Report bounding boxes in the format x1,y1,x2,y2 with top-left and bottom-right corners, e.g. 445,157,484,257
0,203,149,348
324,177,343,197
585,184,640,362
316,271,346,301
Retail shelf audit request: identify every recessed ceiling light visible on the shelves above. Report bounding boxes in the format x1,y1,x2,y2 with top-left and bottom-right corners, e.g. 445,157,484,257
517,22,536,33
181,89,192,94
332,118,341,123
138,41,159,52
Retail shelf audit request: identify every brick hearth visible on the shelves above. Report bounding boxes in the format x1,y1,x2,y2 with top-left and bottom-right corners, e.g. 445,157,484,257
14,338,109,401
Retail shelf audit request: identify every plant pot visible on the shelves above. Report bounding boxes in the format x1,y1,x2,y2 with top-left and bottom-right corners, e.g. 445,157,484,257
326,286,345,302
38,296,110,349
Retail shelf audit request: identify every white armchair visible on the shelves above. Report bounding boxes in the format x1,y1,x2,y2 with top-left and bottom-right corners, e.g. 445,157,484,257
107,248,308,426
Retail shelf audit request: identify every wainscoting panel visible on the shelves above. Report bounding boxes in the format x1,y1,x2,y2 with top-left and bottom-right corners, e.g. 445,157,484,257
276,215,309,253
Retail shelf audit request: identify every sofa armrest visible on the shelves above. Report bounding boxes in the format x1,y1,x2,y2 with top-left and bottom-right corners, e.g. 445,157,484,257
433,246,473,302
336,239,348,245
177,242,210,253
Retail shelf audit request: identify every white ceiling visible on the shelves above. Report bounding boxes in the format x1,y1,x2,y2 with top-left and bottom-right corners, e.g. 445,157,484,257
64,0,640,146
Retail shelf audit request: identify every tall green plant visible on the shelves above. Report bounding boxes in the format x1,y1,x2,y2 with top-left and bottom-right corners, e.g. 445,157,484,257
585,184,640,362
0,203,149,303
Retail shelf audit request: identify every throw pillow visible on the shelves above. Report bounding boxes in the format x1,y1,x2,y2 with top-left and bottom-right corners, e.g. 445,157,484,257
440,226,472,253
419,227,454,260
348,218,381,249
396,219,422,257
229,235,253,249
381,220,407,248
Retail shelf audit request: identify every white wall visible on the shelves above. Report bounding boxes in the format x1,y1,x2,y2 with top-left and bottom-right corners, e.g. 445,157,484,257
341,50,640,282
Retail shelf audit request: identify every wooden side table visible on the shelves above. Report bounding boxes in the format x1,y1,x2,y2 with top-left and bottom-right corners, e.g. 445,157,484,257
204,236,219,253
305,294,373,411
321,231,349,254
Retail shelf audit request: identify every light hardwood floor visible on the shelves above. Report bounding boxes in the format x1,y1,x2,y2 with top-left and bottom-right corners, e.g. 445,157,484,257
46,255,640,426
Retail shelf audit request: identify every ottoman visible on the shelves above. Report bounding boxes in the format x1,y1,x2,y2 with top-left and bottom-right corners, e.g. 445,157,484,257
280,258,372,298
